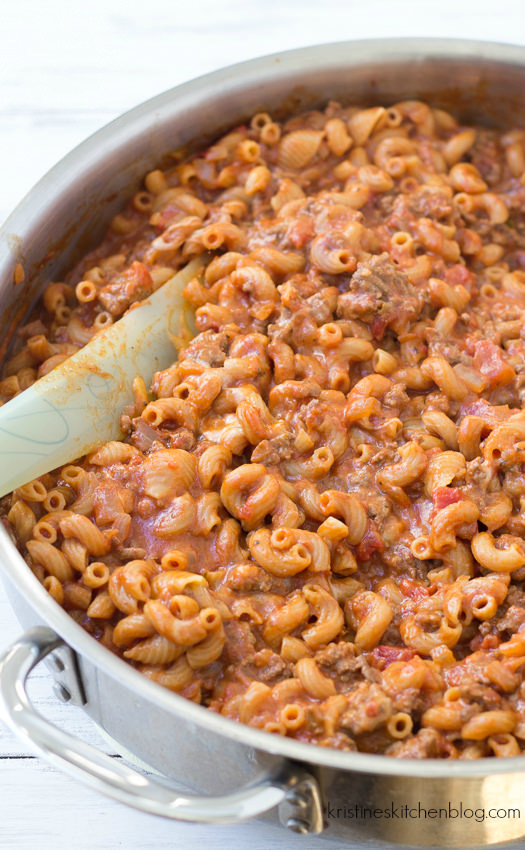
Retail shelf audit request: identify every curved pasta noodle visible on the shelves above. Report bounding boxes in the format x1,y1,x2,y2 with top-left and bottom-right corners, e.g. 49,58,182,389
471,532,525,573
247,526,330,577
7,98,525,761
221,464,280,530
301,584,344,649
318,489,367,545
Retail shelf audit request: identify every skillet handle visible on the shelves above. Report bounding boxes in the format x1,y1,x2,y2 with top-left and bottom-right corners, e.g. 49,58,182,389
0,626,323,833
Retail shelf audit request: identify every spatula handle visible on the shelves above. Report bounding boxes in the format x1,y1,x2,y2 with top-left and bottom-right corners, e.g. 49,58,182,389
0,258,202,497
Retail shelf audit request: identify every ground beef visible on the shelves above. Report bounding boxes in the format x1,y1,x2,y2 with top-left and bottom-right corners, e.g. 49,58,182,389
459,683,503,711
505,586,525,607
338,682,392,735
375,194,395,217
320,732,358,751
383,383,410,412
385,190,454,235
464,457,496,491
245,651,292,684
181,328,233,367
402,189,453,221
467,219,525,251
381,542,419,575
496,587,525,634
336,253,423,339
305,288,338,325
467,130,502,186
316,641,359,680
223,621,256,665
249,440,282,466
491,220,525,251
163,429,195,451
98,261,154,316
427,337,472,366
250,432,294,465
390,687,427,716
385,727,444,759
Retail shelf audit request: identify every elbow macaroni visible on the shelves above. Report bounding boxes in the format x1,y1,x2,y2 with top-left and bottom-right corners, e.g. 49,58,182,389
3,99,525,759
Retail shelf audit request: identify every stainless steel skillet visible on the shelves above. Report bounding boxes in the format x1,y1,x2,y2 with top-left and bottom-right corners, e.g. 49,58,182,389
1,38,525,849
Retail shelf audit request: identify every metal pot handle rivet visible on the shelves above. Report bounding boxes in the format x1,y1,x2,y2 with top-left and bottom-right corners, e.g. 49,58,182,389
0,626,324,832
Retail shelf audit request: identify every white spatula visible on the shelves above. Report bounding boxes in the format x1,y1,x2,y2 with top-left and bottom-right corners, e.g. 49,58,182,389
0,258,204,499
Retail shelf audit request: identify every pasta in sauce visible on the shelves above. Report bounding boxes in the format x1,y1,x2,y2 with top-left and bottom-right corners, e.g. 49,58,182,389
2,100,525,758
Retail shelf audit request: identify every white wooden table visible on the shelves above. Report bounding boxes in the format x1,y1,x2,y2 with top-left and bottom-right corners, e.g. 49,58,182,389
1,2,524,848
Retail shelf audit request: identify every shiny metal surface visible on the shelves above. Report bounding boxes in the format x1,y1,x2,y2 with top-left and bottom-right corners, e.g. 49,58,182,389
0,627,322,831
1,38,525,848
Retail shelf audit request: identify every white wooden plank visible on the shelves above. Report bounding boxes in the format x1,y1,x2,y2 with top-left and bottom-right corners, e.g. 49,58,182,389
0,759,315,850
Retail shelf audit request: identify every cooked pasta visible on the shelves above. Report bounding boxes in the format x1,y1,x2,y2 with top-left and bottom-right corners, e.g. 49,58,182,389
3,99,525,759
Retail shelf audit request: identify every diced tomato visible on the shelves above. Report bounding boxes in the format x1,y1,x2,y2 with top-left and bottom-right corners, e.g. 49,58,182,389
128,260,153,289
479,634,500,650
431,488,476,538
371,315,388,340
399,577,429,602
473,339,515,389
355,521,384,561
432,486,463,513
444,263,475,291
460,397,514,424
370,645,415,670
287,214,314,248
154,204,181,230
468,633,500,652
